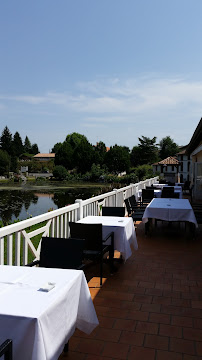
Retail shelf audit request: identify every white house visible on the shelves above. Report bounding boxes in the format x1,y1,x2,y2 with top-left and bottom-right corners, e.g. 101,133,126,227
152,156,181,184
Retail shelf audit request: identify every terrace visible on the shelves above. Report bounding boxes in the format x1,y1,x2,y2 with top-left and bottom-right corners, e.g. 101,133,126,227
1,179,202,359
59,195,202,360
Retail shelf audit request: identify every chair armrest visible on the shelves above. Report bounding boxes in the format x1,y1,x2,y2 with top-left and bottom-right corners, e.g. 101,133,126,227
26,260,40,267
103,231,114,243
0,339,12,358
77,263,86,270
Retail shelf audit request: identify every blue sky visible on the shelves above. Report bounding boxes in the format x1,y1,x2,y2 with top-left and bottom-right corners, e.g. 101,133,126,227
0,0,202,153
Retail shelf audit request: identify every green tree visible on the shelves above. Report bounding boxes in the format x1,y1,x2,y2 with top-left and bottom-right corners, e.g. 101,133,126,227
55,133,94,173
131,136,159,166
0,149,10,175
55,141,73,169
24,136,32,153
0,126,13,155
158,136,179,159
73,137,94,173
52,142,62,153
53,165,68,180
93,141,107,166
105,145,130,174
12,131,24,157
134,164,154,181
31,143,39,154
130,146,142,167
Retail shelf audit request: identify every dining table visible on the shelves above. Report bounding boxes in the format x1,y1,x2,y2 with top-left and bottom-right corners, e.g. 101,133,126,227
78,215,138,261
0,265,99,360
142,198,198,227
138,186,182,199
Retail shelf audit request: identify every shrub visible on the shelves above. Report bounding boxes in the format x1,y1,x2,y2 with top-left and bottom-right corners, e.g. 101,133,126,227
53,165,68,180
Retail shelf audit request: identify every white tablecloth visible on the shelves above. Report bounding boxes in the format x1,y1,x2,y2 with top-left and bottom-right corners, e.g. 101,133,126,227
78,216,138,260
175,183,184,187
0,265,99,360
153,183,168,189
142,198,198,227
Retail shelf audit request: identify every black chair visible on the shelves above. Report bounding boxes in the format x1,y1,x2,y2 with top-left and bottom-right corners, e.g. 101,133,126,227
69,222,114,286
0,339,12,360
124,197,145,223
142,189,154,204
27,236,86,354
102,207,125,217
191,203,202,224
129,195,146,211
161,187,175,198
27,236,85,270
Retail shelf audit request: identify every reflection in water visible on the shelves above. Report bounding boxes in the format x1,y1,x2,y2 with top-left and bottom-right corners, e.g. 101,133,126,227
0,187,105,224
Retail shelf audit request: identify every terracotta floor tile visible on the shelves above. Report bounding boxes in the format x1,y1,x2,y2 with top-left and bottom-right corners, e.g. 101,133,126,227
170,338,195,355
144,334,169,350
94,327,121,342
102,342,129,359
76,338,104,356
113,318,136,331
171,315,193,328
119,330,144,346
149,312,171,324
128,345,156,360
136,321,158,334
156,349,182,359
159,323,182,338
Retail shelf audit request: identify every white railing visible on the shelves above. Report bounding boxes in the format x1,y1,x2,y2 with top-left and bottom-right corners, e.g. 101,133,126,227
0,176,158,266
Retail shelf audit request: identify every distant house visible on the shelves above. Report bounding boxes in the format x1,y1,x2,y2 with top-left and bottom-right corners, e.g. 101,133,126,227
186,118,202,200
33,153,55,161
152,156,181,183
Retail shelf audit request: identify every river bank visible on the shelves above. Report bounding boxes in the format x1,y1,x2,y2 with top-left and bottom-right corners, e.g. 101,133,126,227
0,181,113,224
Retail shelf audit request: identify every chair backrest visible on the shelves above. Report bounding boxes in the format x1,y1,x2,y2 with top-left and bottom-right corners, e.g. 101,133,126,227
161,186,174,198
146,186,158,190
142,189,154,202
0,339,12,360
128,195,137,207
102,207,125,217
124,198,132,215
40,237,85,269
69,222,103,251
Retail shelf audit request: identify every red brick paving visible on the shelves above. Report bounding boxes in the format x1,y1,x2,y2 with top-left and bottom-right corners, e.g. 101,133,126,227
59,217,202,359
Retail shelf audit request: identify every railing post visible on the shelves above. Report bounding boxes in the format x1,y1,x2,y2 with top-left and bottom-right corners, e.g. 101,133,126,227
75,199,83,220
113,189,118,207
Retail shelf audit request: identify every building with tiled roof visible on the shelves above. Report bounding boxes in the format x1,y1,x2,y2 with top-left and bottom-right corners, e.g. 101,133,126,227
33,153,55,161
153,156,185,184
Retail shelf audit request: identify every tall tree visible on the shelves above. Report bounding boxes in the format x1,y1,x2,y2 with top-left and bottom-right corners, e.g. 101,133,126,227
0,149,10,175
24,136,32,153
131,136,159,166
0,126,13,155
31,143,39,154
158,136,179,159
105,145,130,174
55,141,73,169
12,131,24,157
93,141,107,166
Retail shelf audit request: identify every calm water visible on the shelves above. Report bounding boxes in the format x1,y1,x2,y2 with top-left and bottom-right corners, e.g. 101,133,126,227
0,184,109,224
